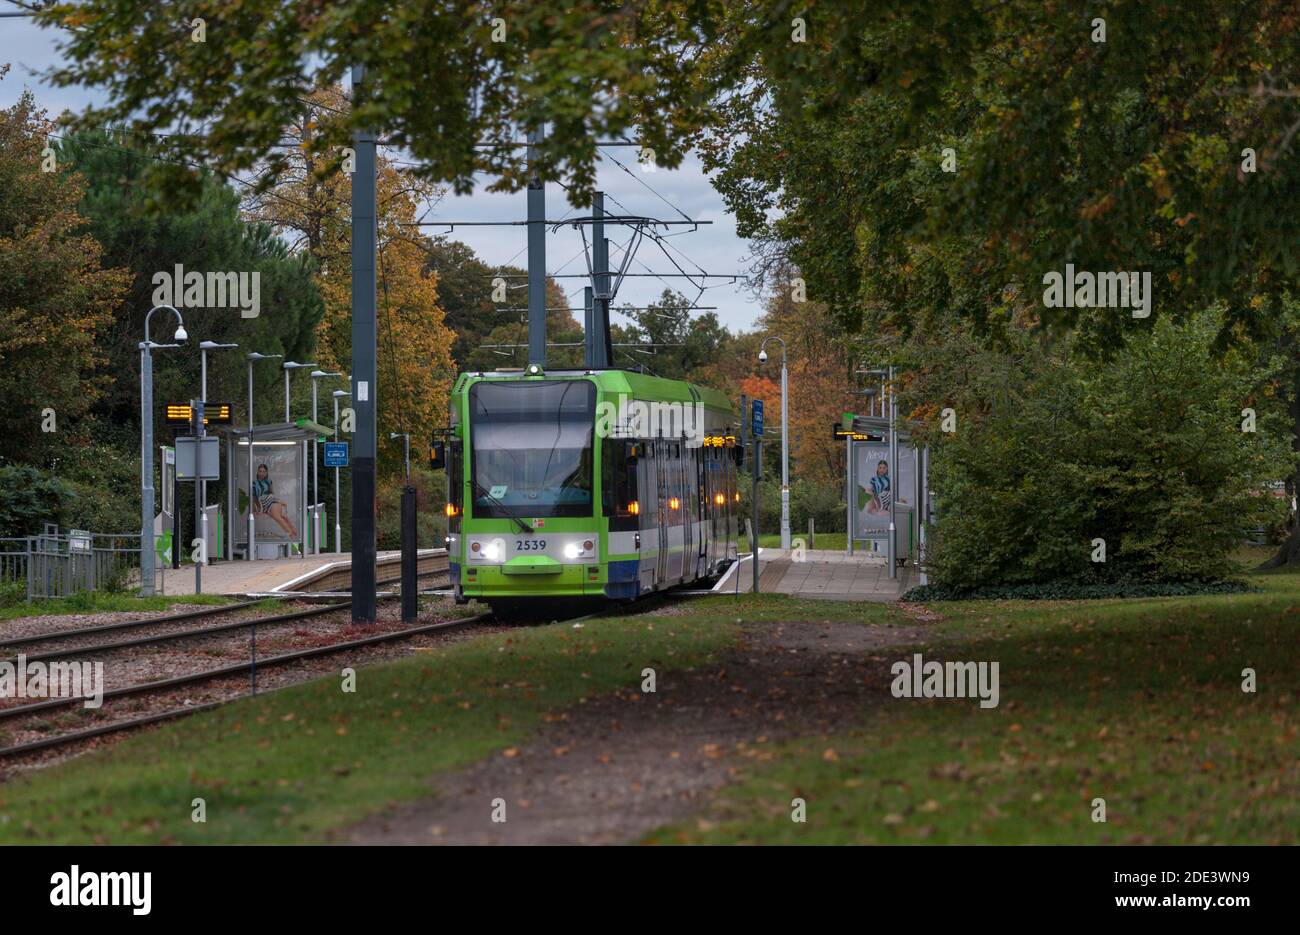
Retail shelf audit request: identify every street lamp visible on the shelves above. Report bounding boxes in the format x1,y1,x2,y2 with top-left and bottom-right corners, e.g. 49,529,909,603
310,370,344,554
245,351,282,561
281,360,317,421
198,341,238,570
759,336,791,550
332,389,351,554
140,305,187,596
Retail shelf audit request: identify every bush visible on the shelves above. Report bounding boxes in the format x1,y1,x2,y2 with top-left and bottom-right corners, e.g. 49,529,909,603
902,578,1251,602
738,474,846,538
0,579,24,608
376,465,447,551
919,313,1293,588
53,427,143,534
0,465,72,537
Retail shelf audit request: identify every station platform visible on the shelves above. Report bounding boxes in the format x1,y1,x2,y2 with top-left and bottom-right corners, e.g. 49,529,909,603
717,548,917,602
145,549,444,598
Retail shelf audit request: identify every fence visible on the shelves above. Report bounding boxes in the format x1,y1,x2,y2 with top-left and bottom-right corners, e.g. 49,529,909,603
0,525,140,602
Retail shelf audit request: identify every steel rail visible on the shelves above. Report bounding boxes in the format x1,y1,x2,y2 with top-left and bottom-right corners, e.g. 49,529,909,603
0,598,273,650
0,612,493,756
2,602,351,666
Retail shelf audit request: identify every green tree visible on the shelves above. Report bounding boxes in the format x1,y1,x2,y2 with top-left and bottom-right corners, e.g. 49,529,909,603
41,1,738,205
699,1,1300,564
0,465,73,538
459,269,581,372
0,77,129,468
53,128,324,431
613,289,730,381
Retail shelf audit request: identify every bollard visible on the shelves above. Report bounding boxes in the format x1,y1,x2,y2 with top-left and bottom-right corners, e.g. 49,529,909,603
401,485,417,621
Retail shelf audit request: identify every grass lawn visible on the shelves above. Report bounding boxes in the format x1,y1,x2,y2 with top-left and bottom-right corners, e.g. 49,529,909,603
3,545,1296,845
0,591,231,624
659,558,1300,844
757,532,850,552
0,601,739,844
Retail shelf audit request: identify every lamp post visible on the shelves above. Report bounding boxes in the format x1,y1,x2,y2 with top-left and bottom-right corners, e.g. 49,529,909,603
282,361,316,558
245,352,282,561
282,361,317,421
332,389,350,554
888,364,897,580
759,336,791,550
198,341,238,568
140,305,187,596
310,370,344,554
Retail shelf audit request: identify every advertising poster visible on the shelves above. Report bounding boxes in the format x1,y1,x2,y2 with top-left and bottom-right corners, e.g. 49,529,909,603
234,443,302,545
853,442,915,538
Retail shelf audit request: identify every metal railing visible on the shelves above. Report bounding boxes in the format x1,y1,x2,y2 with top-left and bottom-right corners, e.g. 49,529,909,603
0,525,141,603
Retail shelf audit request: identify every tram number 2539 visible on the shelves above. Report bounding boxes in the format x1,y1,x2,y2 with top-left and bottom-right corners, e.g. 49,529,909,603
516,539,547,551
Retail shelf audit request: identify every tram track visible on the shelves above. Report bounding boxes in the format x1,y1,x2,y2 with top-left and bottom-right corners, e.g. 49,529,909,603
0,600,347,665
0,609,495,762
0,587,640,766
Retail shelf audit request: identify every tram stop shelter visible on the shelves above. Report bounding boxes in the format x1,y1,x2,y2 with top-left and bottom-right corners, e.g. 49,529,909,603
218,420,332,561
839,412,931,580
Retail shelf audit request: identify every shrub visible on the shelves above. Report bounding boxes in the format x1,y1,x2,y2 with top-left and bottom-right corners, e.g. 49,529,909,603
0,579,24,608
0,465,72,537
919,313,1293,587
902,579,1251,602
377,465,447,551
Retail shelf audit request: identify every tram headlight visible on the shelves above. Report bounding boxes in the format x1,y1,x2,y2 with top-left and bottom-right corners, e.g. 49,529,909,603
564,540,596,560
472,539,505,562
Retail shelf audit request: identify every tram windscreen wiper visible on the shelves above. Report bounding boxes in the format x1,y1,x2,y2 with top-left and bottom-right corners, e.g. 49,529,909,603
470,479,533,534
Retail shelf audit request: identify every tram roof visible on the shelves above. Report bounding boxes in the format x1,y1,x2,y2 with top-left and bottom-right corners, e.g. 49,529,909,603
454,368,735,413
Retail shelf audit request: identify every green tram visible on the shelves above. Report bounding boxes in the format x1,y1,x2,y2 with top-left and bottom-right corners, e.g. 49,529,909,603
438,366,741,616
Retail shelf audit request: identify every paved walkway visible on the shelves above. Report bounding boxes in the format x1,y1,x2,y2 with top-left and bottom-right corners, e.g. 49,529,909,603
719,549,916,602
146,551,404,597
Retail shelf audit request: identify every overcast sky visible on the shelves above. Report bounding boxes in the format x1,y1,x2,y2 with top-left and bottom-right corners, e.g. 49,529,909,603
0,15,765,337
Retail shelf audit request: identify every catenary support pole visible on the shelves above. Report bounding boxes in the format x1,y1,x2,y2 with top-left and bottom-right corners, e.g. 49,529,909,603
583,286,595,369
350,63,378,624
592,192,611,369
527,127,547,367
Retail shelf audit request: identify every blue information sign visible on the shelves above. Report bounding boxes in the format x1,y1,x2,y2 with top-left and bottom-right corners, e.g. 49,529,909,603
323,441,349,467
751,399,765,437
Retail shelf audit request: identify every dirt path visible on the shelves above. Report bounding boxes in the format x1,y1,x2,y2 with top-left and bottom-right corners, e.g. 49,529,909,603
343,615,933,845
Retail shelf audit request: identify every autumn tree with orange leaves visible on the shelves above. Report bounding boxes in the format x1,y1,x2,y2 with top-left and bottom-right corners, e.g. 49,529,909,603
753,272,856,488
243,86,455,479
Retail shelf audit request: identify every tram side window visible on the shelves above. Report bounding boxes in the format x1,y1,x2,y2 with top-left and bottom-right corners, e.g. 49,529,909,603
603,438,639,531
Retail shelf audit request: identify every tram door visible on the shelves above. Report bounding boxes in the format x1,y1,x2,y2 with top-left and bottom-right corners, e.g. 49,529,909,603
697,445,708,575
686,441,701,579
654,443,669,583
